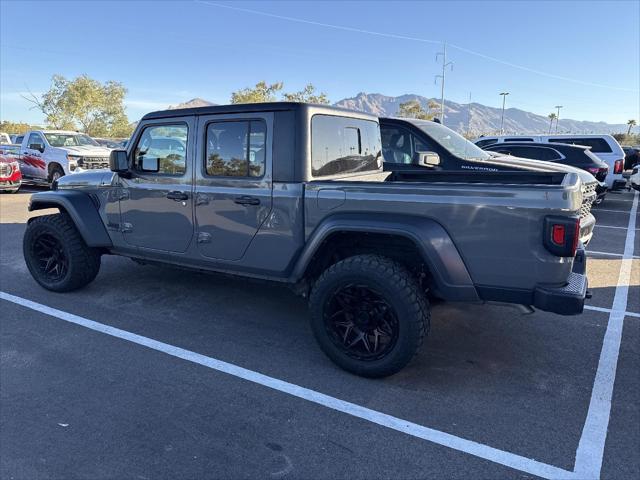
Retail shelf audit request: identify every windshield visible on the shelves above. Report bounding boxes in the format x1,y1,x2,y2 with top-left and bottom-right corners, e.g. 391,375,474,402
44,133,100,147
414,121,490,160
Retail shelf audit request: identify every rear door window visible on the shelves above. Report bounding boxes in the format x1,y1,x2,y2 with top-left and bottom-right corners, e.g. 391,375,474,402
311,115,381,176
205,120,266,177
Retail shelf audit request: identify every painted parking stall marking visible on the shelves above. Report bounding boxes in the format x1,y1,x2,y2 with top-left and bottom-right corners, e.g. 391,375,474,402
574,191,638,479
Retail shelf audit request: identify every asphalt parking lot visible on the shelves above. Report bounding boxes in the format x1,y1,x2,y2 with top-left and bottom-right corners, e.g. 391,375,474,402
1,187,638,480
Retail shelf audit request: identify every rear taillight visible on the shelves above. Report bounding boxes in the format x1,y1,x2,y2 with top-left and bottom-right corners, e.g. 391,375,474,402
614,160,623,174
587,167,599,175
544,215,581,257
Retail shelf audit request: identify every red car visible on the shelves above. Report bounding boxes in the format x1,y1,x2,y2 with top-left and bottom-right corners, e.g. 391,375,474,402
0,150,22,193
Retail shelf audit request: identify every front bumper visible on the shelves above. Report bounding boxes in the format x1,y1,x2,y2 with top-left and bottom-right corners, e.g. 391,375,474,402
533,247,588,315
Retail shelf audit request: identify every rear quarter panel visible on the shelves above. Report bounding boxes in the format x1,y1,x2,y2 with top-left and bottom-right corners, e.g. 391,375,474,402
305,174,582,291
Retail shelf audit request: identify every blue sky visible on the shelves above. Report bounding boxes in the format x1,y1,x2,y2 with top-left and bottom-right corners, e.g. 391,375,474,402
1,0,638,125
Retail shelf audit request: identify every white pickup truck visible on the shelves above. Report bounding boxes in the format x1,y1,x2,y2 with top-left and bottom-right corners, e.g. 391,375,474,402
15,130,111,184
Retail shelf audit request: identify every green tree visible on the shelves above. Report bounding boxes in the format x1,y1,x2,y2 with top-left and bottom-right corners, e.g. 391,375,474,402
0,121,42,134
548,112,557,134
283,84,329,104
24,74,132,137
398,100,433,120
627,119,637,135
230,81,284,104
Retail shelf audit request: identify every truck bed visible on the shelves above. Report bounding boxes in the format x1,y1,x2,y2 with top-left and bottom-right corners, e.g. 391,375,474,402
305,169,583,298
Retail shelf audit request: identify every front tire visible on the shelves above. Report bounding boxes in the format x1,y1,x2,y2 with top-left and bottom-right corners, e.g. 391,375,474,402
23,213,101,292
48,164,64,184
309,255,429,378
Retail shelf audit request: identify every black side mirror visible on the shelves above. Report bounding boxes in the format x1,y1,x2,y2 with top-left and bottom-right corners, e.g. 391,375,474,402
109,149,129,173
30,143,44,153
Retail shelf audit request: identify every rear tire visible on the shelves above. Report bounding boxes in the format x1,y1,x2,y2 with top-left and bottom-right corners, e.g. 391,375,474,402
23,213,101,292
309,254,429,378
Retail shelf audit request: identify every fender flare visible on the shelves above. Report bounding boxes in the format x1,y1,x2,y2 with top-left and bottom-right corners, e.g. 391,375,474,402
291,213,479,302
28,190,112,247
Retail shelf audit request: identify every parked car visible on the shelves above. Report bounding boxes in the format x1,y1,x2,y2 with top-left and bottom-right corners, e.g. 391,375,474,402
623,146,640,170
380,117,597,243
474,134,626,190
11,134,24,146
13,130,112,185
630,164,640,191
24,102,591,378
0,153,22,193
94,137,129,149
0,132,11,144
482,142,609,204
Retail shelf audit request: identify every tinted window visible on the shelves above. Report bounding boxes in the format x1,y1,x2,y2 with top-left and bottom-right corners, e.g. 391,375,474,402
381,126,412,164
311,115,381,176
505,138,533,142
15,135,24,145
134,124,187,175
549,137,612,153
487,145,561,160
205,120,266,177
475,138,497,148
27,133,44,148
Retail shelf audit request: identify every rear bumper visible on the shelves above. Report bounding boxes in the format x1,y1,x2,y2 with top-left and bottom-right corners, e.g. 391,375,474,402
612,179,627,190
533,247,588,315
579,214,595,246
476,247,589,316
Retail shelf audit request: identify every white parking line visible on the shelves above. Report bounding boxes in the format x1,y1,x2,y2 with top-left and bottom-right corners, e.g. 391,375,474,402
0,290,575,480
594,224,638,231
586,251,640,260
574,191,638,479
591,209,629,214
584,305,640,318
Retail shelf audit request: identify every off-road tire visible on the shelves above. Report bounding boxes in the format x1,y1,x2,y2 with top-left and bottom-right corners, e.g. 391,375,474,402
48,164,64,184
23,213,101,292
309,254,429,378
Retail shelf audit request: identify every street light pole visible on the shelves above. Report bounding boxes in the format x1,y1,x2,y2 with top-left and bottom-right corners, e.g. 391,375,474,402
555,105,563,133
499,92,509,134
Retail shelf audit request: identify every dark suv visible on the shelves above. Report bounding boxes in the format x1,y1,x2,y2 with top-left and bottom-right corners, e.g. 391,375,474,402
482,142,608,203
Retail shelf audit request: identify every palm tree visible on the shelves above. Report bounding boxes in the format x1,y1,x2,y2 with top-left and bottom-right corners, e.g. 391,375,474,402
627,119,637,135
548,113,557,134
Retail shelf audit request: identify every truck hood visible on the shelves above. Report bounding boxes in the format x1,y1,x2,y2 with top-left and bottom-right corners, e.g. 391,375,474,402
57,170,116,189
59,145,112,157
478,154,598,185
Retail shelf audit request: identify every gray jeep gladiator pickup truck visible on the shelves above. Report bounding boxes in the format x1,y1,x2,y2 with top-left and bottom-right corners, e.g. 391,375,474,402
23,103,591,377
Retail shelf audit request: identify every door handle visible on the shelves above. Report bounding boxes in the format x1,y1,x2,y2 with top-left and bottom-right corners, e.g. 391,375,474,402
166,191,189,201
234,195,260,206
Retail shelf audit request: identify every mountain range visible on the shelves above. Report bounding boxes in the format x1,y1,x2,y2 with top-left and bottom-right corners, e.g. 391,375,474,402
167,94,629,136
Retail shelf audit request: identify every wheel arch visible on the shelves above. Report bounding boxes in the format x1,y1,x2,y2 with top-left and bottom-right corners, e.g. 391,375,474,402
292,213,479,302
28,190,112,247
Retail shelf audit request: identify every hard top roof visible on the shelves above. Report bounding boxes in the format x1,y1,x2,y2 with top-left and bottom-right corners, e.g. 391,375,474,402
142,102,377,121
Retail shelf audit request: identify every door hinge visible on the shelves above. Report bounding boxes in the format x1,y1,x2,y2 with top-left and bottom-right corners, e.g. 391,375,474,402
121,222,133,233
197,232,212,243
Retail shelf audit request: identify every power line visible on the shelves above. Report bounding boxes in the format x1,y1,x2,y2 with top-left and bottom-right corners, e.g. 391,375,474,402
195,0,639,93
